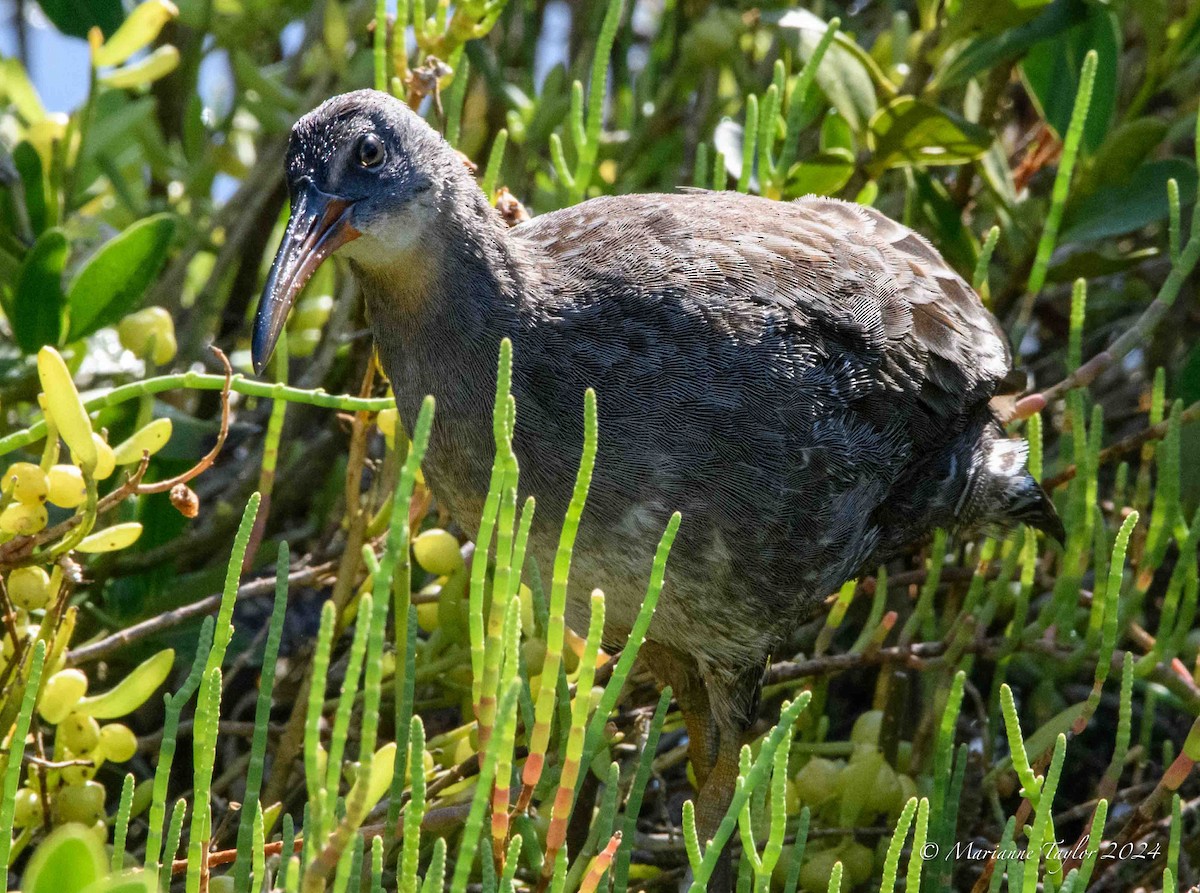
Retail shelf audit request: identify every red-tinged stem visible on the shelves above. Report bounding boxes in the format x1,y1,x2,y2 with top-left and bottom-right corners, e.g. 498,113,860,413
516,752,544,813
579,832,622,893
491,783,511,874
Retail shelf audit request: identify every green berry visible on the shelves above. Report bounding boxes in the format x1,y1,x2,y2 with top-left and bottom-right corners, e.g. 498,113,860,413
794,756,841,808
8,566,51,611
837,839,875,886
54,780,106,824
13,788,41,828
798,845,843,893
837,747,887,825
850,710,883,747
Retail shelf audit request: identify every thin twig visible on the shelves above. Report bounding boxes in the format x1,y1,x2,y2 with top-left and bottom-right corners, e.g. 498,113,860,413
1043,399,1200,489
66,561,333,665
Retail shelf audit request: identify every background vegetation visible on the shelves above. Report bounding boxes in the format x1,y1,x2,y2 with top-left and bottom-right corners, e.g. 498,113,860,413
1,0,1199,890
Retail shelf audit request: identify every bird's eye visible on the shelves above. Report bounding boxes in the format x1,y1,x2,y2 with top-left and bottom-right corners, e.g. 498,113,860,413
357,134,385,169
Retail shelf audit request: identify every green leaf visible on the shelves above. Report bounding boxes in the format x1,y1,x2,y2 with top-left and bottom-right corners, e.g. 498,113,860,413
13,228,68,353
982,701,1088,788
786,150,855,197
66,214,176,342
22,825,106,893
93,0,179,68
911,172,977,274
1077,117,1169,198
1021,2,1119,154
0,58,46,124
978,139,1018,210
82,874,159,893
934,0,1087,89
943,0,1055,37
780,10,879,133
13,140,47,236
98,46,181,90
81,96,158,169
867,98,992,172
819,108,854,153
34,0,124,39
1060,159,1198,244
1047,247,1160,284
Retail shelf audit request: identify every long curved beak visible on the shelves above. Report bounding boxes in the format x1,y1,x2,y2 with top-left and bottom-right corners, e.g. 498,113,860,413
253,182,360,374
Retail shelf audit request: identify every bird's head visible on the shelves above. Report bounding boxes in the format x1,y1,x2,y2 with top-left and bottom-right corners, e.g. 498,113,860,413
253,89,462,373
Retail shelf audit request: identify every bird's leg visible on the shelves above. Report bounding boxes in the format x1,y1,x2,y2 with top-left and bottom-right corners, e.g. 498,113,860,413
694,729,742,842
641,642,750,892
640,642,719,787
696,663,766,893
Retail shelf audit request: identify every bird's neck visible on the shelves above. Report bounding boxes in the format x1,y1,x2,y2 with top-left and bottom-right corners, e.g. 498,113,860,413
350,183,532,513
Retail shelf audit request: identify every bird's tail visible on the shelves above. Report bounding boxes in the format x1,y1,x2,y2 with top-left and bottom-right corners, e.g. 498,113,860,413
961,431,1065,544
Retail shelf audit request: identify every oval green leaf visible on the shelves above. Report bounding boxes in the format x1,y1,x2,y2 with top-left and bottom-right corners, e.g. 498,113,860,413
780,9,879,134
22,824,106,893
12,140,48,237
1060,159,1199,244
75,647,175,717
1020,3,1119,155
13,228,68,353
33,0,123,38
867,97,993,173
786,149,855,198
82,873,159,893
66,213,176,342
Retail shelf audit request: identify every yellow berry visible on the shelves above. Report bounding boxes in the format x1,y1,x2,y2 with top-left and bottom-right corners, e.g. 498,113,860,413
59,712,101,753
0,501,48,535
2,462,48,503
7,566,51,611
97,723,138,762
40,669,89,724
46,464,87,508
118,307,177,365
376,408,398,439
413,529,462,576
61,758,101,786
416,599,440,633
92,434,115,481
